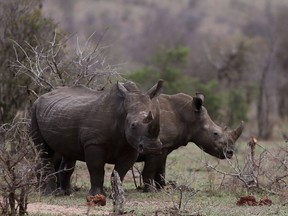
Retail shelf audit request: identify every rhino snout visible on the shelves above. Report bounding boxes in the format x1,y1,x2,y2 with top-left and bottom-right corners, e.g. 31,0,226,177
225,149,234,159
137,138,162,154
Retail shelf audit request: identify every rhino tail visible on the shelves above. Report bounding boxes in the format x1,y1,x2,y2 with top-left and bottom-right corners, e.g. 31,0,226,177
30,102,54,157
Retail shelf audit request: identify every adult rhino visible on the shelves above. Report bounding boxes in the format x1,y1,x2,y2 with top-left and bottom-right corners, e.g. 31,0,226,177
135,91,244,192
30,80,163,196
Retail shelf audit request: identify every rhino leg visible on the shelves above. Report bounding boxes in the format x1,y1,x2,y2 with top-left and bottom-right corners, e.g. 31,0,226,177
58,158,76,196
142,150,168,192
33,140,57,195
53,153,62,188
114,150,139,181
154,153,168,190
31,108,57,195
36,155,57,195
85,146,106,196
142,156,160,192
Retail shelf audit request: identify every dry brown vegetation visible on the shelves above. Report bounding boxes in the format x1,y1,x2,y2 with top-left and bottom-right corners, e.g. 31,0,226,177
17,137,287,215
0,119,43,215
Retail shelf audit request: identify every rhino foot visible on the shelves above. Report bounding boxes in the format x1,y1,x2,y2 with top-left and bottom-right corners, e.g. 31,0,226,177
143,184,157,193
54,188,72,196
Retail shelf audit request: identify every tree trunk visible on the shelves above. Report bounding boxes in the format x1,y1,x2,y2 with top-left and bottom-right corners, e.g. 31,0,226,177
257,45,275,140
257,82,273,139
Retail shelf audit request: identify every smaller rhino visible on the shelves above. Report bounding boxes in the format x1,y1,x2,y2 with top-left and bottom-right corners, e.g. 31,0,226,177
136,92,244,192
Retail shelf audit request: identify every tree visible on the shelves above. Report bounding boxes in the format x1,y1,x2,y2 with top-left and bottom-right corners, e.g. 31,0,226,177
126,47,228,122
0,0,57,124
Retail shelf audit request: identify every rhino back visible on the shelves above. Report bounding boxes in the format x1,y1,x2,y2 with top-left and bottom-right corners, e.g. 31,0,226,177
35,86,121,160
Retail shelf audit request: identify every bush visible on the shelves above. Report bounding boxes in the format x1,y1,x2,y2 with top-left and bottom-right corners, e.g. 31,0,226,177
0,0,58,124
0,119,43,216
227,89,248,127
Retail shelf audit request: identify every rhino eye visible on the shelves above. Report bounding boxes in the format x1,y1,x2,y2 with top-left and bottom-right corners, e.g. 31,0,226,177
213,132,218,136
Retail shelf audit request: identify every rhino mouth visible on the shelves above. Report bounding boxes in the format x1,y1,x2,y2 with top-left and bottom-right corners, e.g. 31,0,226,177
203,146,234,159
135,136,162,154
137,144,163,154
126,133,162,154
219,150,234,159
138,143,144,153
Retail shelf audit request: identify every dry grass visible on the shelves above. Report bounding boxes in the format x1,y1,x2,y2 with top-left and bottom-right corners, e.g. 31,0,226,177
27,139,288,215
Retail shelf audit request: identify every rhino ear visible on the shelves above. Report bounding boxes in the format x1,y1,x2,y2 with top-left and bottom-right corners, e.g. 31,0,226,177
147,79,164,99
193,93,204,112
117,81,128,98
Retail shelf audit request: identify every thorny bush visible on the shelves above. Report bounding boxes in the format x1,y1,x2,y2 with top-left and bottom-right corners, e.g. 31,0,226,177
206,136,288,200
0,117,43,216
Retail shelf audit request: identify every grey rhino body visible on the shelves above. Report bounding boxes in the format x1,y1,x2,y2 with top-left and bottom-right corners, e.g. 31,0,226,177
137,92,244,191
31,81,163,196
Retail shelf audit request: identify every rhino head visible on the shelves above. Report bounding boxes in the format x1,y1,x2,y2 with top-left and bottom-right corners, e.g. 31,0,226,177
117,80,163,154
189,93,244,159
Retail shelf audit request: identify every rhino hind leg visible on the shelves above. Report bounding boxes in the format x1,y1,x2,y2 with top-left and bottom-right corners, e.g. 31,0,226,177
42,159,58,195
31,108,57,195
33,138,57,195
58,158,76,196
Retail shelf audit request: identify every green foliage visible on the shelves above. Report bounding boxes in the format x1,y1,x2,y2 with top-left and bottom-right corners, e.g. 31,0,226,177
226,90,248,127
0,0,58,123
193,80,223,120
125,47,224,120
126,46,249,125
125,46,193,94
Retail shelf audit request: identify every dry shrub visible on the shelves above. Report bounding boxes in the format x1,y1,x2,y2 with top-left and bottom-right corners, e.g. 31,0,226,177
12,31,122,94
206,136,288,199
0,117,43,216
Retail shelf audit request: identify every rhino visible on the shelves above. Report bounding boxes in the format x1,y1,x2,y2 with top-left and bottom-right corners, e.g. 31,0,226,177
30,80,163,196
137,92,244,192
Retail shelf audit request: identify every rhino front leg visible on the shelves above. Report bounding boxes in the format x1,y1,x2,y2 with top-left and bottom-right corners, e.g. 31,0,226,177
85,146,106,196
114,150,139,181
142,149,168,192
154,153,168,190
142,155,161,192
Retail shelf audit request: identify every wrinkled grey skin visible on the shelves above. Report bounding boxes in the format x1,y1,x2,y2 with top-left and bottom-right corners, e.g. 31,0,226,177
30,81,163,196
136,92,244,192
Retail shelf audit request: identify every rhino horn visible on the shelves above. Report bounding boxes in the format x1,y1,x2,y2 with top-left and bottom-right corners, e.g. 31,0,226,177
149,117,160,137
230,121,244,142
117,81,128,98
144,104,160,137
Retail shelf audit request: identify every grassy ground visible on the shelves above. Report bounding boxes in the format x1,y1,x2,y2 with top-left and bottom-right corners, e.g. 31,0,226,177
28,139,288,215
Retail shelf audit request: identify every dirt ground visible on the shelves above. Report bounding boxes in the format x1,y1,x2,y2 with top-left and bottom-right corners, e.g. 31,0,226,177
28,199,171,215
25,141,288,216
28,202,97,215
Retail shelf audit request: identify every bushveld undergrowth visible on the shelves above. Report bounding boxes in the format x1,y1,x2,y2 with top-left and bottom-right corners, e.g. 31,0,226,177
26,137,288,215
0,118,43,216
1,118,288,216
